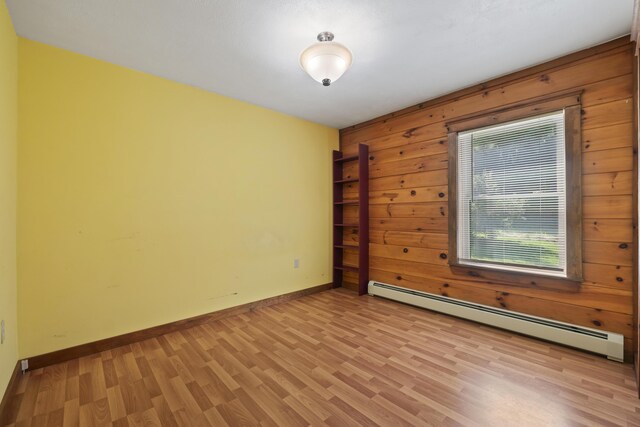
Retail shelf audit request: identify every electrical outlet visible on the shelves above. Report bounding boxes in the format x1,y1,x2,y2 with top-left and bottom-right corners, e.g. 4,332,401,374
294,259,300,269
0,319,4,344
21,359,28,373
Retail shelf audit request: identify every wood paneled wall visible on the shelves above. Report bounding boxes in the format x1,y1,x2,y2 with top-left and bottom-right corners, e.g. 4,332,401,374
339,37,637,360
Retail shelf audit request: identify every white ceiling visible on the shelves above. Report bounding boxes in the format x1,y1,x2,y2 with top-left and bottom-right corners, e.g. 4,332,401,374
6,0,635,129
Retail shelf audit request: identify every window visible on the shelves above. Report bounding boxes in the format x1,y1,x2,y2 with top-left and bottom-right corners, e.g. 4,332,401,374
447,93,582,281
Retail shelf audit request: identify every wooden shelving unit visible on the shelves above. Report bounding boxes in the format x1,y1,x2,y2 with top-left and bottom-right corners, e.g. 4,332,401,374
332,144,369,296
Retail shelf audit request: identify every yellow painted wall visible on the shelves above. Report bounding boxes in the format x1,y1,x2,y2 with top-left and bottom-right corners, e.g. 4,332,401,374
18,39,338,358
0,1,18,395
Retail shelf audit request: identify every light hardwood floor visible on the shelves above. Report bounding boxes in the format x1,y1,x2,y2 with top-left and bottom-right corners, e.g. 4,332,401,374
2,289,640,426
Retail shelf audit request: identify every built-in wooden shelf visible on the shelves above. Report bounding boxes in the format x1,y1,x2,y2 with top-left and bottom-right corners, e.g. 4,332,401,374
333,144,369,296
334,178,359,184
334,265,359,273
334,244,359,249
333,154,359,163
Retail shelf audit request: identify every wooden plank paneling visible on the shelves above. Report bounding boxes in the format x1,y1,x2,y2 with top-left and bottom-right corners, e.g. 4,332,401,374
582,98,633,130
360,186,447,204
583,147,634,175
583,122,633,152
369,218,447,233
339,39,636,355
581,74,633,106
583,195,633,218
343,152,448,178
370,243,448,266
582,171,633,196
360,230,448,249
583,218,633,242
343,170,449,195
583,241,633,266
368,138,448,165
583,263,633,290
344,202,448,219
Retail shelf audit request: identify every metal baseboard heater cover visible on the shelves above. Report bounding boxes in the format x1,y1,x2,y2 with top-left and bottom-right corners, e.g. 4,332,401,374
368,281,624,362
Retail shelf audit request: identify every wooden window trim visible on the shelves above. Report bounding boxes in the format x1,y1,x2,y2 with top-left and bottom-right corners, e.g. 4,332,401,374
447,90,583,284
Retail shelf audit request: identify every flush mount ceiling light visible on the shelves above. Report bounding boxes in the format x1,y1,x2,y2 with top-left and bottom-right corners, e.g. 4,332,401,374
300,32,352,87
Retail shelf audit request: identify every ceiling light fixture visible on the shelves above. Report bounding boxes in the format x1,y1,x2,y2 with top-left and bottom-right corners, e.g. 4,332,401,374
300,32,352,87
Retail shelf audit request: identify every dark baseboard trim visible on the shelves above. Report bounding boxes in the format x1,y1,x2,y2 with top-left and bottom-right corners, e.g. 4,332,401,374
0,361,21,425
26,283,332,371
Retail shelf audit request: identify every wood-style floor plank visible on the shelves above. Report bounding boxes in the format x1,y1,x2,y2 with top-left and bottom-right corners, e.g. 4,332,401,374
3,289,640,426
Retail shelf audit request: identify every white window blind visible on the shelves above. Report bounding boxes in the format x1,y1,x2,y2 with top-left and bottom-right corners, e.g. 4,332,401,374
457,111,566,276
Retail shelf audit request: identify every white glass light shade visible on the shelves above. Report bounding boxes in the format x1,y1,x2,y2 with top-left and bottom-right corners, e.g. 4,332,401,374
300,41,352,86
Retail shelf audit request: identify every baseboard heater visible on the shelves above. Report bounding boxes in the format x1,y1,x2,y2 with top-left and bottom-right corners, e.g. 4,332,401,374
368,281,624,362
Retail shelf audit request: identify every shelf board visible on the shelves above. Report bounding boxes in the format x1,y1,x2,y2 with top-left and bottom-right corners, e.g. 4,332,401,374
334,265,359,272
334,244,359,249
334,155,359,163
334,178,359,184
334,200,359,205
334,224,359,227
